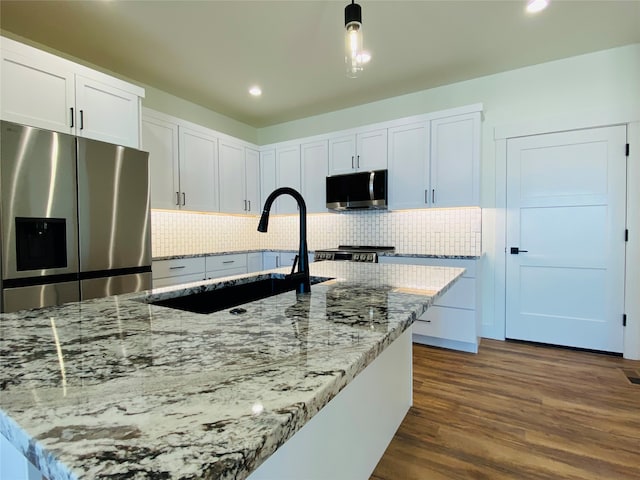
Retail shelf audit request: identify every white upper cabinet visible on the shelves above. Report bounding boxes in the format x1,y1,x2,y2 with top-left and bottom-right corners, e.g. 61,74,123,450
179,126,219,212
430,112,481,207
0,36,143,148
260,148,277,212
218,141,261,214
388,109,482,210
219,139,245,213
0,47,74,133
245,147,260,214
275,145,301,214
301,140,329,213
328,128,387,175
141,112,180,210
74,75,140,148
388,121,430,210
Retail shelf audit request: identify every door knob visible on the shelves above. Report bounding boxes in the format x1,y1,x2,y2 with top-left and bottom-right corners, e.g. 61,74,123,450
510,247,529,254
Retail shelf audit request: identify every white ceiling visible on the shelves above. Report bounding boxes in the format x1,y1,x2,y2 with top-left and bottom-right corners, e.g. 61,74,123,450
1,1,639,128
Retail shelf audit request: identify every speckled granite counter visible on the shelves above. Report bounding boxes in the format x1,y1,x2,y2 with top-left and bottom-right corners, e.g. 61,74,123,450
0,261,463,480
153,250,481,261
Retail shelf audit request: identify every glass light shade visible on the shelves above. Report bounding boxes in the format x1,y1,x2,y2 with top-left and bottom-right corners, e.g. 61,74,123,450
345,21,364,78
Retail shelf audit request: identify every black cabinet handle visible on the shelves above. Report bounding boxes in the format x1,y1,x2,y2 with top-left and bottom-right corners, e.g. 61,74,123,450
79,110,84,130
70,107,74,128
510,247,529,254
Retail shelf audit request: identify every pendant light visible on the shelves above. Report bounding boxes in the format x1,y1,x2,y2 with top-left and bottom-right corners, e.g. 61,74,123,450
344,0,370,78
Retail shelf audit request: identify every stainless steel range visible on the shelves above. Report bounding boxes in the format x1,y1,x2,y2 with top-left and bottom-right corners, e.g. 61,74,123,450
314,246,395,263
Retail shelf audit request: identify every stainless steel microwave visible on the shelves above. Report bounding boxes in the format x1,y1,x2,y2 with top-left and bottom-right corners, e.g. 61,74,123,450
326,169,388,210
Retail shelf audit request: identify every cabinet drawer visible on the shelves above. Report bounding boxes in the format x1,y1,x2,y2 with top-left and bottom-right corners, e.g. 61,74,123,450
206,253,248,272
153,272,205,288
207,266,248,280
415,306,477,343
434,277,475,310
153,257,205,279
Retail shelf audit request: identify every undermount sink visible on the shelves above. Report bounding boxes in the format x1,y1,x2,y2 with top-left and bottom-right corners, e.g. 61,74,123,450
149,274,331,314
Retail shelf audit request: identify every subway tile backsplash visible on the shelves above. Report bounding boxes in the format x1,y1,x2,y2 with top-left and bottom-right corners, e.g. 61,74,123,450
151,207,482,258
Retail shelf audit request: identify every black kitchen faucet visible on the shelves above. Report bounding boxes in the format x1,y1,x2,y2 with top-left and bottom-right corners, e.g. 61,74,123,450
257,187,311,294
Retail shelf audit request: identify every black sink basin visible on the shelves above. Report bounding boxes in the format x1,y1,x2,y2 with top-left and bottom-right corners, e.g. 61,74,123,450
149,275,329,315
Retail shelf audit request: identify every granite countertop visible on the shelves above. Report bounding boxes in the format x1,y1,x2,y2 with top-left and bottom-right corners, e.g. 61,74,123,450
0,261,464,480
153,250,480,261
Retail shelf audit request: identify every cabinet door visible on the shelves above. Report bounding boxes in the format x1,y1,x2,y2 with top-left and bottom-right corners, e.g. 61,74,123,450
1,49,74,133
75,75,140,148
245,147,260,214
218,140,246,214
357,128,387,171
430,112,481,207
260,148,276,212
263,252,279,269
247,252,263,273
179,127,219,212
141,114,180,210
388,122,429,210
275,145,301,214
301,140,328,213
328,134,356,175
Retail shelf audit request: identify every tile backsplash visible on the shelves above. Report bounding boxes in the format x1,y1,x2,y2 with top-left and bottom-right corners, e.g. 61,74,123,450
151,207,482,258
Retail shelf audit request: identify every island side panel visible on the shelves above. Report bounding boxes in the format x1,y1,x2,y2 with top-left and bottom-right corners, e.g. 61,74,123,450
247,327,412,480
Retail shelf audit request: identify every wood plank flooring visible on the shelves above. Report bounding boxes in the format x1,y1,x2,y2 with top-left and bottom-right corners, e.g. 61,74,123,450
370,339,640,480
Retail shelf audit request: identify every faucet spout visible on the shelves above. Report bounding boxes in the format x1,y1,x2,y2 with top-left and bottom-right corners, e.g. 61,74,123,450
257,188,311,294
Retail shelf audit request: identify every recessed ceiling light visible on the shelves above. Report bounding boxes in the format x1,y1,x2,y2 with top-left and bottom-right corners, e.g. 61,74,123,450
249,86,262,97
526,0,549,13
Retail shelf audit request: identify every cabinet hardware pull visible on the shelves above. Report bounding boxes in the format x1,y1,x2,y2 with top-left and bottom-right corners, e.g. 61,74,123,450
432,189,435,204
79,110,84,130
222,260,235,264
424,189,428,204
244,200,247,211
70,107,74,128
357,155,360,168
182,192,186,206
169,266,186,270
351,156,354,169
248,200,251,211
176,192,180,205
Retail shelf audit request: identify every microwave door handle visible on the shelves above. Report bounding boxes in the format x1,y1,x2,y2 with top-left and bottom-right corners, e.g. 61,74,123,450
369,171,375,200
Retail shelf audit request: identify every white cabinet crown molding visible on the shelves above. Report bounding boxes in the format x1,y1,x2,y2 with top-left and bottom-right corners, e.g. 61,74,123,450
1,36,144,98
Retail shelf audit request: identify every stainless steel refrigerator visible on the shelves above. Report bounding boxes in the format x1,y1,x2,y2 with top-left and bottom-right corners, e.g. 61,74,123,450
0,121,152,313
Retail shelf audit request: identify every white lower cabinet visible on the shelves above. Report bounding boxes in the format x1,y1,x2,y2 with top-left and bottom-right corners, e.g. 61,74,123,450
263,252,314,270
152,257,206,288
205,253,248,279
247,252,263,273
379,256,481,353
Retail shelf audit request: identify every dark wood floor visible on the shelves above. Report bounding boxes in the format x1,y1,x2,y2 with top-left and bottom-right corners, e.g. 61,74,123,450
370,339,640,480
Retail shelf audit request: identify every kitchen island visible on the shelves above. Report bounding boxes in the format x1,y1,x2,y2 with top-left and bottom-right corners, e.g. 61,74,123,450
0,261,464,479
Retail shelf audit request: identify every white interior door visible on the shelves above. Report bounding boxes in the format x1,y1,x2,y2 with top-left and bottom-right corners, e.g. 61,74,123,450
506,126,627,352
